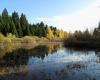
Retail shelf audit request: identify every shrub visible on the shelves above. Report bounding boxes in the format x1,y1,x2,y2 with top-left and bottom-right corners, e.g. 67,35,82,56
0,33,5,42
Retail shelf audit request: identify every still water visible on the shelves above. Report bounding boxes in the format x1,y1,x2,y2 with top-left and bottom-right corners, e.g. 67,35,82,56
0,44,100,80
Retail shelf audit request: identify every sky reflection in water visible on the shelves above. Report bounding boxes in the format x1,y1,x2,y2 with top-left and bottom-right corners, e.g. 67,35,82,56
0,44,100,80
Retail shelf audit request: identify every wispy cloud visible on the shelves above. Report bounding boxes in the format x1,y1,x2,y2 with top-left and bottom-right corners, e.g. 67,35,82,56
36,1,100,32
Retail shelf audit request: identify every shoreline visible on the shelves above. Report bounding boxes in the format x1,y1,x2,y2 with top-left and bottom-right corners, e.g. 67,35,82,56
64,40,100,49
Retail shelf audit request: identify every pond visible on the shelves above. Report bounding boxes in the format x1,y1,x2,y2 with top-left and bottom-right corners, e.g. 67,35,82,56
0,44,100,80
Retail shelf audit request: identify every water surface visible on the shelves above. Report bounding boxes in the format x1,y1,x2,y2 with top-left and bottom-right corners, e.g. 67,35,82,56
0,44,100,80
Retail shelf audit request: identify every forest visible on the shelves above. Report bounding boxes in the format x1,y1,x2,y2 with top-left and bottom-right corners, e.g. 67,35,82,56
0,8,68,40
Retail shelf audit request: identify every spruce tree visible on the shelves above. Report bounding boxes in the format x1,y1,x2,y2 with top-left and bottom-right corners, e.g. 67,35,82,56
12,11,23,37
2,8,10,35
20,13,31,36
9,17,18,36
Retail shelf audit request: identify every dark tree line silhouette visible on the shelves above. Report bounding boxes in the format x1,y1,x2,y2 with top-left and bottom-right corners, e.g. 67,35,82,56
64,22,100,48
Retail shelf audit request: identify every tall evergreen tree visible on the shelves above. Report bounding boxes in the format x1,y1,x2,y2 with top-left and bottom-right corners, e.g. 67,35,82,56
39,22,46,37
20,13,31,36
29,24,35,36
12,11,23,37
9,17,18,36
2,8,10,35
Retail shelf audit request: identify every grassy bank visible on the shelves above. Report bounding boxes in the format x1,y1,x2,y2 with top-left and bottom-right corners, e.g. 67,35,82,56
0,33,63,46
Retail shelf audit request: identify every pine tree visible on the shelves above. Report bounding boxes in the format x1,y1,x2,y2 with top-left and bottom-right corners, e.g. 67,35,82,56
9,17,18,36
20,13,31,36
39,22,47,37
2,8,10,35
12,11,23,37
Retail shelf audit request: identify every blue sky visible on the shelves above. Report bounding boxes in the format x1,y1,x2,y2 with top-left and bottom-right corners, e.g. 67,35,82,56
0,0,99,31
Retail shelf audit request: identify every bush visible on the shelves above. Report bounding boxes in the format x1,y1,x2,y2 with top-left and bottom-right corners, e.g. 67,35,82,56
4,38,11,44
0,33,5,42
7,33,16,40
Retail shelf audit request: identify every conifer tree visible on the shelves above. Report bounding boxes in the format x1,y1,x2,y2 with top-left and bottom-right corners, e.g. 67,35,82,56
20,13,31,36
9,17,18,36
2,8,10,35
12,11,23,37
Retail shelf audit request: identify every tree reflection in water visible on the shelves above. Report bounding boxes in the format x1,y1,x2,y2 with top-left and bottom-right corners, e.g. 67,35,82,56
0,44,64,67
0,44,100,80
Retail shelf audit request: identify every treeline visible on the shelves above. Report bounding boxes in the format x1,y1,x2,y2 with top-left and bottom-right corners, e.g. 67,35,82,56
0,8,68,39
64,22,100,48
